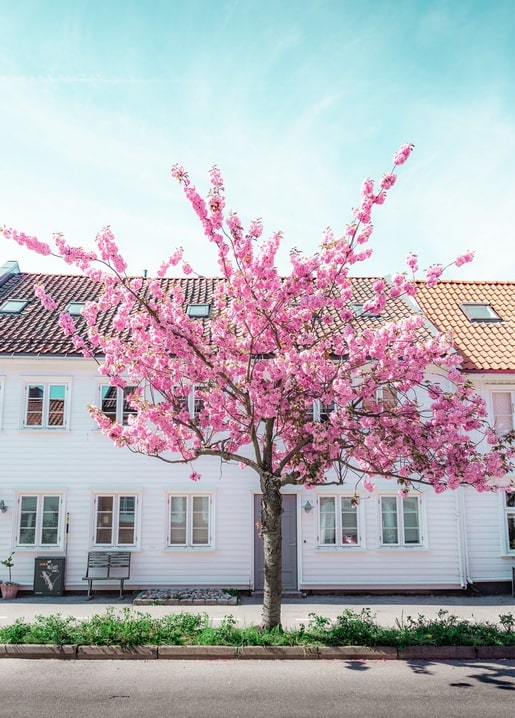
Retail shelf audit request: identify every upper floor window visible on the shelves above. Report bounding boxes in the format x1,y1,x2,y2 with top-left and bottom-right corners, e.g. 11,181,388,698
186,303,211,318
16,494,64,548
93,494,138,548
363,386,397,413
380,495,422,547
460,303,502,322
168,494,212,547
0,298,28,314
24,383,68,428
319,496,360,547
100,385,137,425
352,303,380,318
492,391,514,435
505,492,515,553
307,399,336,423
66,301,85,316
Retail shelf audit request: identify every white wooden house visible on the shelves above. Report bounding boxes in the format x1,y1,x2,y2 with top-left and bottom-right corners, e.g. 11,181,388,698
0,261,512,595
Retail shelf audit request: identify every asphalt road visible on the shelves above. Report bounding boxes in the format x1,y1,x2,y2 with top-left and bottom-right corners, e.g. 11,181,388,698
1,659,514,718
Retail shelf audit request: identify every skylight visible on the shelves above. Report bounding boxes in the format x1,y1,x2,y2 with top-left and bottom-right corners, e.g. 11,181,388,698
66,301,85,316
0,299,28,314
460,303,502,322
186,303,211,318
352,303,380,318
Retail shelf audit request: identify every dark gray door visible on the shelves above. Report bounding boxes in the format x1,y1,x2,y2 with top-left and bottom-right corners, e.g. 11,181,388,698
254,494,298,591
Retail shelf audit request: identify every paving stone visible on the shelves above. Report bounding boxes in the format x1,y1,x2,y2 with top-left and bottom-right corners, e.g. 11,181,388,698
318,645,397,660
158,645,238,660
398,645,477,660
77,645,158,660
2,644,76,659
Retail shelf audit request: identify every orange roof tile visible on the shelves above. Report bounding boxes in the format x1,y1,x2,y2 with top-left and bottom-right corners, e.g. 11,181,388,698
415,280,515,373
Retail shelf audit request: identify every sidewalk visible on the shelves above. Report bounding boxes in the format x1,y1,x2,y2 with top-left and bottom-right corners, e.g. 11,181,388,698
1,592,514,630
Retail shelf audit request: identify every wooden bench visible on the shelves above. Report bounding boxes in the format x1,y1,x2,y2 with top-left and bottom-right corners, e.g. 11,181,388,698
82,551,131,600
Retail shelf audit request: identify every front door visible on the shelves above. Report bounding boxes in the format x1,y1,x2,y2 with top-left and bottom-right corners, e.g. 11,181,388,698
253,494,298,591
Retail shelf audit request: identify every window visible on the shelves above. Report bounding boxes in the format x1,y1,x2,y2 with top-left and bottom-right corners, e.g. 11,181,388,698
16,494,63,548
319,496,360,546
505,493,515,553
363,386,397,413
94,495,138,547
460,303,502,322
352,303,380,318
24,383,68,428
307,399,336,422
492,391,514,435
186,303,211,318
0,299,28,314
380,495,422,546
66,301,85,316
100,385,137,424
168,494,212,547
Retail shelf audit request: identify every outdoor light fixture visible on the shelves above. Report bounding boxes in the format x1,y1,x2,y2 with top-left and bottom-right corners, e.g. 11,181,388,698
304,501,313,513
0,500,7,513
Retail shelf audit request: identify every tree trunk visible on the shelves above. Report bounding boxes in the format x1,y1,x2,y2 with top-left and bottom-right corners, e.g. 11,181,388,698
259,472,283,630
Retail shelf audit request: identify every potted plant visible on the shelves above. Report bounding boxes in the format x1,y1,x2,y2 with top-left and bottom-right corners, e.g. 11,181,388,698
1,552,19,599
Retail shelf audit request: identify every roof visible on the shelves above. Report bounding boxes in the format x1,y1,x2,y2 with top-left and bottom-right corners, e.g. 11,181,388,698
0,269,421,357
414,280,515,373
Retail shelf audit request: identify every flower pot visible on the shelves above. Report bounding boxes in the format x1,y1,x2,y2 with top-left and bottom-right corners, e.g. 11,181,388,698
1,582,19,599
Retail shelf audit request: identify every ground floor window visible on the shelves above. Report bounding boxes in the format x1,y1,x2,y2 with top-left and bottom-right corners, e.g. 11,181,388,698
318,496,360,546
16,494,63,548
380,495,422,547
168,494,212,547
505,492,515,552
93,494,138,548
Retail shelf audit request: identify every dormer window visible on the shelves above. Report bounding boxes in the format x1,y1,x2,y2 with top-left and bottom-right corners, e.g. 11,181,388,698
66,301,85,316
0,299,28,314
186,303,210,318
352,303,380,318
460,303,502,322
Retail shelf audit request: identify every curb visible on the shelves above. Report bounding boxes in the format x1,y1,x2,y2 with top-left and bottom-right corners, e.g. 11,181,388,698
0,644,514,660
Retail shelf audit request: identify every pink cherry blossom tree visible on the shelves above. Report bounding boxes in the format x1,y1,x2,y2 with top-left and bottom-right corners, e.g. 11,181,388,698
4,145,514,629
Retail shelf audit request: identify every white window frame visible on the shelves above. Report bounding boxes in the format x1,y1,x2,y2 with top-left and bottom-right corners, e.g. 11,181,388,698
15,493,65,549
0,376,4,429
23,380,70,429
491,390,514,436
379,494,424,548
317,495,362,548
99,384,137,425
92,493,140,549
167,493,214,549
504,491,515,554
307,399,336,423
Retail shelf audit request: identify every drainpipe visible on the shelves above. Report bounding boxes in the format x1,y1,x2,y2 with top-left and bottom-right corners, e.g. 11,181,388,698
455,488,470,588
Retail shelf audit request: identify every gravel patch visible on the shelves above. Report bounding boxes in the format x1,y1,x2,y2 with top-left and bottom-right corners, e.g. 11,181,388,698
133,587,238,605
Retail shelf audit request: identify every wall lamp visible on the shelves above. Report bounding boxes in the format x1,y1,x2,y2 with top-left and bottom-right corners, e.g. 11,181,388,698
303,500,313,513
0,500,7,513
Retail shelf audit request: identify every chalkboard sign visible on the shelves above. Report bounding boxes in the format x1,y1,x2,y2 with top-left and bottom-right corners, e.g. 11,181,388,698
34,557,65,596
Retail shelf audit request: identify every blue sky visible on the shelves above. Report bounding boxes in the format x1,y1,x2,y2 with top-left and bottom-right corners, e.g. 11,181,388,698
1,0,514,280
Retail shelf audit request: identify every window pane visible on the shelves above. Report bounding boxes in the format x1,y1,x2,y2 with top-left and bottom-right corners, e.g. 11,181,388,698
403,497,420,544
101,386,118,422
192,496,209,545
493,392,513,435
27,385,44,425
381,497,398,544
41,496,60,544
506,493,515,508
19,496,37,544
341,498,358,544
118,496,135,544
96,496,113,544
122,387,137,425
381,387,397,412
170,496,187,544
320,497,336,544
48,385,65,426
507,516,515,550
